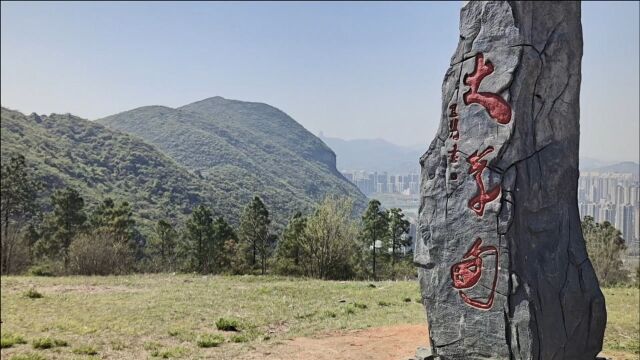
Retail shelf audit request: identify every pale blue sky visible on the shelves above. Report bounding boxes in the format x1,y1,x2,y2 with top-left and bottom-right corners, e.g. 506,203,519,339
1,1,638,162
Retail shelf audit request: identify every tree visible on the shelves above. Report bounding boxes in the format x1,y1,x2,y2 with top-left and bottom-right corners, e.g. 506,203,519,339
238,196,272,275
387,208,412,271
582,216,629,286
299,197,359,279
182,205,214,273
90,198,136,243
211,216,237,271
1,155,41,274
43,187,87,268
360,199,389,280
274,212,307,276
148,220,178,271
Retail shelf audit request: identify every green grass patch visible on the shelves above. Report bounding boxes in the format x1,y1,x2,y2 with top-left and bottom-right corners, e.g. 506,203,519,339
230,334,250,343
72,344,98,355
322,310,337,318
197,334,225,348
143,341,162,351
32,337,67,349
1,333,27,348
603,288,640,355
215,317,240,331
151,346,187,358
24,289,43,299
352,302,368,309
344,305,356,315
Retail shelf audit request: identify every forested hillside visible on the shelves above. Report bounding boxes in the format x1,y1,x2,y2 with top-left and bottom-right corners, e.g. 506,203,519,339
97,97,366,223
0,107,225,230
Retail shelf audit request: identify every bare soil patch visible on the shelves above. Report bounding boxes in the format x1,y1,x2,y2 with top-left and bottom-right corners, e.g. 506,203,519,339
242,324,429,360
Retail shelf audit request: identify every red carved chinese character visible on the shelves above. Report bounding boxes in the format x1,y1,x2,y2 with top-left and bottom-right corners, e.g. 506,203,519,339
463,53,512,125
448,118,459,140
448,103,459,118
450,237,498,310
467,146,501,216
448,143,460,163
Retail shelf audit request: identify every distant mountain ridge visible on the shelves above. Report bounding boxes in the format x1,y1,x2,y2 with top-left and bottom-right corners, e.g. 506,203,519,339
319,134,423,173
98,97,366,224
320,134,638,177
585,161,639,176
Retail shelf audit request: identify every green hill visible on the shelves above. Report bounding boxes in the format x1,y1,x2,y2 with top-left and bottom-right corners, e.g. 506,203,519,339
0,107,227,231
97,97,366,223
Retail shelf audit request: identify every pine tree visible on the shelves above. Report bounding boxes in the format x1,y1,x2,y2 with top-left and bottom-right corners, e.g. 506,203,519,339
274,212,307,276
90,198,136,243
238,196,271,275
183,205,214,273
211,216,236,271
387,208,412,269
360,199,388,280
149,220,177,270
47,187,87,268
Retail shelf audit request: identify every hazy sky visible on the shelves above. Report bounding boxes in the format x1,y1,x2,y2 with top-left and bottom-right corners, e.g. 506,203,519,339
2,1,638,162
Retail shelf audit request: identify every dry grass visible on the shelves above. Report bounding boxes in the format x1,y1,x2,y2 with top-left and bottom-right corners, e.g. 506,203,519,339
0,274,636,359
1,275,423,359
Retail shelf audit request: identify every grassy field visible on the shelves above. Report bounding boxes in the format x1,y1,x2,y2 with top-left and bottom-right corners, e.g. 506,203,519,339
0,275,637,359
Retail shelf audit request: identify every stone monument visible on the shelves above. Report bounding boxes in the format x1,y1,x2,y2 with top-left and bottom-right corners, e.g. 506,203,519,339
414,2,607,359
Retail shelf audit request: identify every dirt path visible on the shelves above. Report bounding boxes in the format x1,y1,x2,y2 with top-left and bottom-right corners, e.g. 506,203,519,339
242,324,429,360
241,325,627,360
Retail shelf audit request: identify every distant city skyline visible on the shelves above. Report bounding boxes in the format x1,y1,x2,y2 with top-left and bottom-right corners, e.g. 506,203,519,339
1,2,638,162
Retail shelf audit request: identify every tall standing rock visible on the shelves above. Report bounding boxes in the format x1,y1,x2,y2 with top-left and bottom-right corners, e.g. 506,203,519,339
415,2,606,359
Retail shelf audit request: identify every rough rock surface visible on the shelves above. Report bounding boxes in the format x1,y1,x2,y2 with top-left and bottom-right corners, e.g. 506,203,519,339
414,2,606,359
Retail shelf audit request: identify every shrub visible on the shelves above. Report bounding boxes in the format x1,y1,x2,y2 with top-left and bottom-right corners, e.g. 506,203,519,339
197,334,225,348
24,289,43,299
68,232,133,275
1,333,27,348
72,345,98,355
377,301,391,307
10,353,46,360
215,318,239,332
32,337,67,349
583,217,629,286
403,297,412,302
344,306,356,315
27,263,57,276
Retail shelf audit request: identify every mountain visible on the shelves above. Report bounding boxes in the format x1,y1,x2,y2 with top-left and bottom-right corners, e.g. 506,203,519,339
97,97,366,224
588,161,639,176
0,107,224,231
579,157,614,171
318,134,424,173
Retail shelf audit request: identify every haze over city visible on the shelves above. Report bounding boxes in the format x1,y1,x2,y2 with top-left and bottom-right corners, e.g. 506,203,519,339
1,1,638,162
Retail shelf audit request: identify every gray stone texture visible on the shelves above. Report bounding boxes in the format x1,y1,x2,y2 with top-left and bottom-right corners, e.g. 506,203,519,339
415,2,606,359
